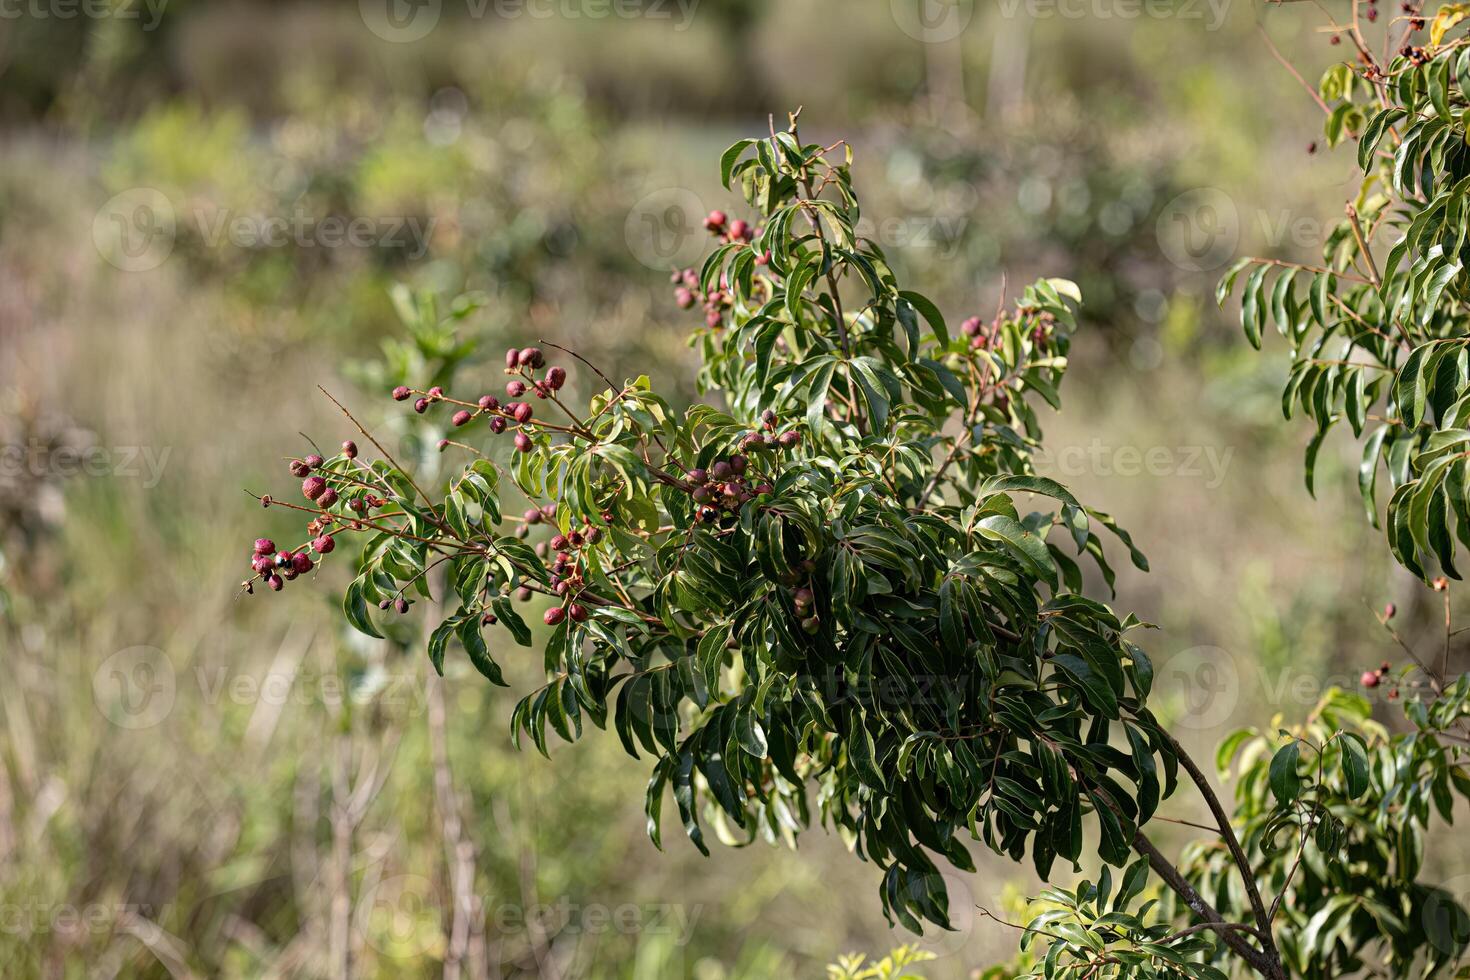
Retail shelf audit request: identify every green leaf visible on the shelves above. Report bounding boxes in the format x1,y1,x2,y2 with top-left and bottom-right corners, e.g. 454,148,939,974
1269,742,1302,805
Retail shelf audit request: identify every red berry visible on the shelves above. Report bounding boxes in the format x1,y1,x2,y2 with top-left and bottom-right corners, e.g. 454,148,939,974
777,431,801,449
1384,603,1397,620
427,386,444,400
518,347,544,368
482,612,498,626
342,440,358,458
524,508,542,525
312,535,335,554
268,574,284,591
550,534,569,551
728,219,751,241
392,385,412,401
414,398,429,414
304,454,324,469
506,347,521,369
506,380,527,397
1362,670,1380,688
478,395,499,411
514,431,533,452
546,366,567,390
395,597,409,614
319,488,339,508
303,476,327,501
291,553,314,574
544,606,567,626
490,417,507,434
704,210,726,231
516,586,533,601
452,410,472,427
513,403,533,424
290,459,310,477
961,316,982,337
254,538,276,555
251,555,273,574
569,603,588,622
437,439,449,452
675,287,694,308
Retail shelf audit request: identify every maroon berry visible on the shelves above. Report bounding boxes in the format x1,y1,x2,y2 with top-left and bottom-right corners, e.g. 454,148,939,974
319,488,339,508
268,574,284,591
514,431,533,453
379,599,392,609
518,347,544,368
490,417,507,434
730,454,748,475
728,218,750,241
513,403,534,424
304,454,324,469
585,527,601,543
303,476,327,501
761,408,776,426
342,440,358,458
290,459,310,477
793,587,814,608
569,603,588,623
291,553,314,575
312,535,335,554
546,366,567,390
478,395,499,411
777,431,801,449
689,467,707,484
550,534,569,551
437,439,449,452
427,386,444,400
555,579,571,595
254,538,276,555
754,483,773,495
506,347,521,369
544,606,567,626
524,508,542,525
704,209,726,231
414,398,429,414
506,380,527,397
452,410,472,427
393,385,412,401
482,612,498,626
252,555,273,574
961,316,982,337
394,597,410,614
1362,670,1380,688
568,531,584,547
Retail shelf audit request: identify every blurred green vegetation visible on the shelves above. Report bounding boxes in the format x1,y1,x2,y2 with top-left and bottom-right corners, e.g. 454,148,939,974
1,0,1464,976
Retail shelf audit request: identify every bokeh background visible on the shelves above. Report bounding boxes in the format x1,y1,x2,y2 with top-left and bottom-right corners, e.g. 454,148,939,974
1,0,1461,976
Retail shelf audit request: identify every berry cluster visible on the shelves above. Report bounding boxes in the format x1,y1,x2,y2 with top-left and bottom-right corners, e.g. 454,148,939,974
241,441,385,594
392,346,569,454
670,210,772,328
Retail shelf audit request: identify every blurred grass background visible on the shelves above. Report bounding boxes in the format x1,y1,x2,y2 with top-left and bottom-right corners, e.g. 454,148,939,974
0,0,1461,976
